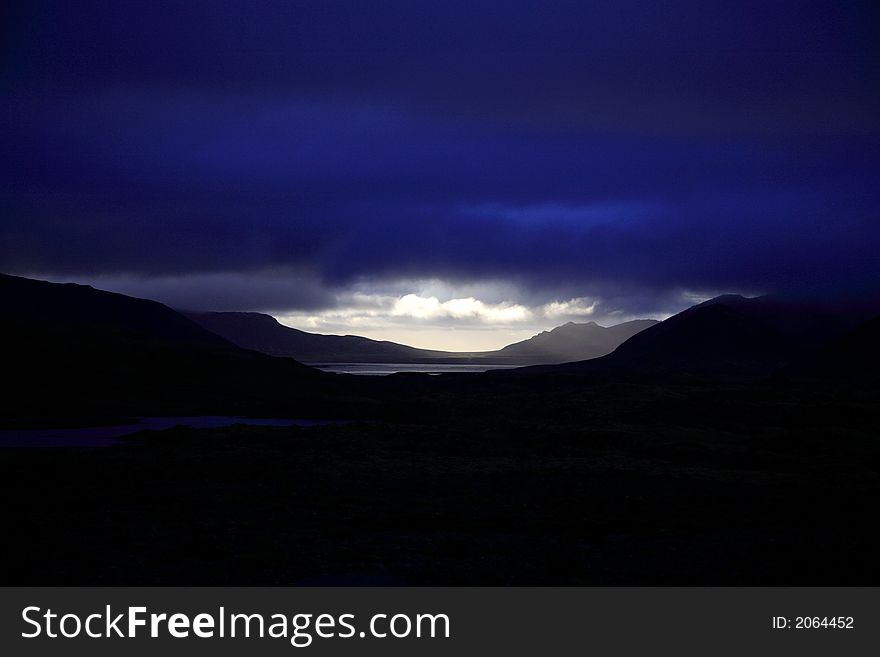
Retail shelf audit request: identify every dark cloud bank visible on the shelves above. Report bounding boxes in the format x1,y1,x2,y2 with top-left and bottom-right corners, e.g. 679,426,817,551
2,1,879,318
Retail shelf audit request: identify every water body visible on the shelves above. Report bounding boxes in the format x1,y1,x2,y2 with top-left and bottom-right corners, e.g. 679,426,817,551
0,416,347,448
311,362,520,375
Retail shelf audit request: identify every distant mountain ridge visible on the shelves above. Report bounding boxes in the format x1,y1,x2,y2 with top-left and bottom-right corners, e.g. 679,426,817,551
494,319,658,363
185,311,658,365
2,273,874,428
185,311,451,363
514,294,869,378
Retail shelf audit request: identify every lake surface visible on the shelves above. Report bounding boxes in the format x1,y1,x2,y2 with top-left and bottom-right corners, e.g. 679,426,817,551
0,416,348,448
310,362,520,375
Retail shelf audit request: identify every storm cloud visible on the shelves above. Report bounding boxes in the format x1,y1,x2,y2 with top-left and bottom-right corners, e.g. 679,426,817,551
2,1,878,342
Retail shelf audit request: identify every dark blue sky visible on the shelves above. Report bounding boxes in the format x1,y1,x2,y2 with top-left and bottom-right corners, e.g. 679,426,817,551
2,1,878,345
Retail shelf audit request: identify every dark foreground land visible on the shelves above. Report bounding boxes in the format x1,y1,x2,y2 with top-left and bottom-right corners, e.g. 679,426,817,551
3,375,878,585
2,275,878,584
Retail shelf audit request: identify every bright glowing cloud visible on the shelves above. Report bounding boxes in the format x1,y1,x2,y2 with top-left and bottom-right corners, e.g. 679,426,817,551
272,285,685,350
392,294,532,323
542,298,598,318
47,271,701,351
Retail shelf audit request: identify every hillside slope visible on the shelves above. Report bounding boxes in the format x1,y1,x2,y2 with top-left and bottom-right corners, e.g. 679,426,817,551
185,311,451,363
0,274,321,419
187,311,657,365
515,295,862,378
495,319,657,364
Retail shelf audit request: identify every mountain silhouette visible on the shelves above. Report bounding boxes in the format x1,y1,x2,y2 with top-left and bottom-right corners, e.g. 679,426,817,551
0,274,319,418
185,311,453,363
186,311,657,365
515,295,863,378
494,319,657,364
1,273,234,348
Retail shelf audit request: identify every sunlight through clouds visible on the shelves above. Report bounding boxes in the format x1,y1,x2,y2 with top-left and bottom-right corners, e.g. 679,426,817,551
392,294,532,323
54,271,695,351
542,298,597,318
272,289,656,350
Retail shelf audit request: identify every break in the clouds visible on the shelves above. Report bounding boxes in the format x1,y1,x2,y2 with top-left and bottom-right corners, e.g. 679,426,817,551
2,1,879,347
276,292,626,351
58,272,696,349
274,283,704,350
